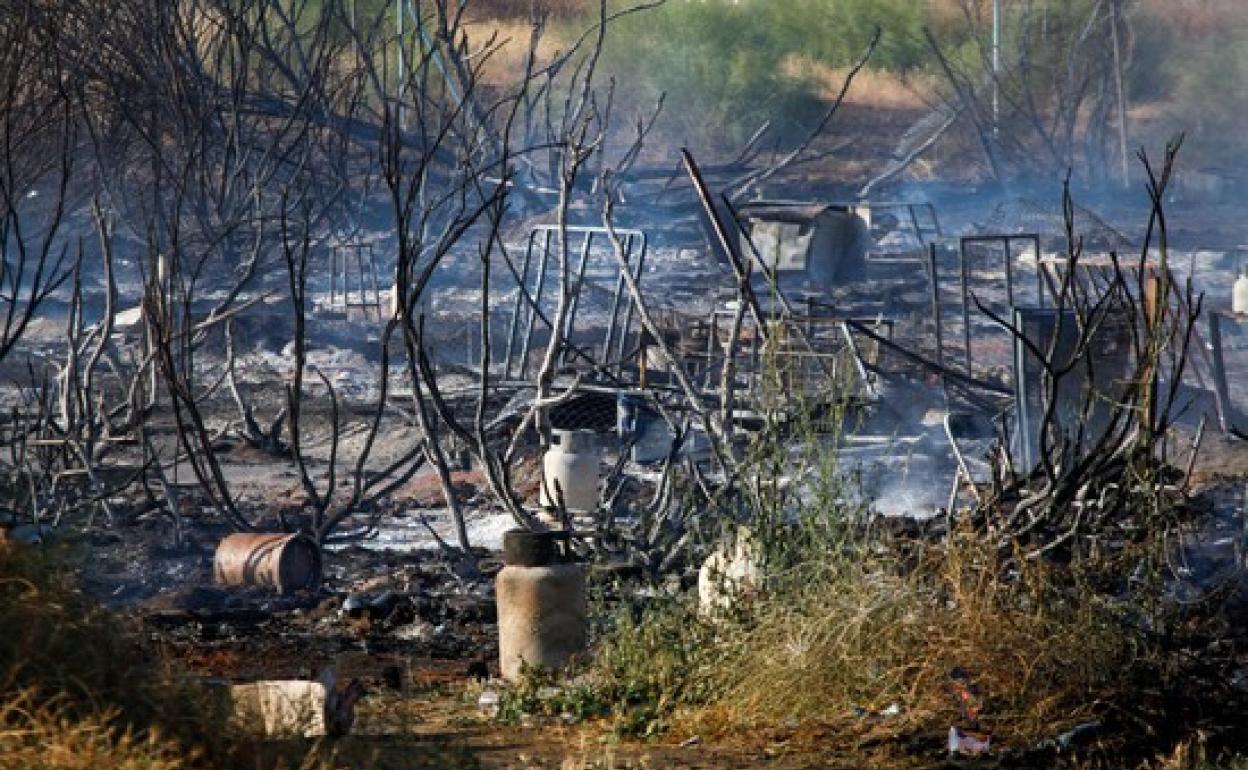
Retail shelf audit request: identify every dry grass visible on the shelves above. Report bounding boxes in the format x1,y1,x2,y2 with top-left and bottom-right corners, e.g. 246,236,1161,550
0,544,442,770
701,534,1130,744
0,694,193,770
461,19,564,90
0,545,223,769
585,526,1143,755
468,0,588,21
783,57,938,111
1138,0,1243,39
0,546,193,726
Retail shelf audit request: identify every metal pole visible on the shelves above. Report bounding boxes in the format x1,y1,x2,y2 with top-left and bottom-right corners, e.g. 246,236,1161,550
1109,0,1131,188
959,239,972,375
1003,237,1014,309
396,0,405,130
992,0,1001,139
928,243,944,367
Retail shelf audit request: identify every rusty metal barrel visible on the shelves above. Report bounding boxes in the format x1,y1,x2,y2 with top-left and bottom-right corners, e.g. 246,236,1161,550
213,533,321,593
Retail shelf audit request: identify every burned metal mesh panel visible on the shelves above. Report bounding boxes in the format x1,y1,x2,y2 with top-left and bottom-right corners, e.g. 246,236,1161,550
954,235,1044,381
327,242,381,316
547,390,620,433
692,312,891,402
496,226,646,383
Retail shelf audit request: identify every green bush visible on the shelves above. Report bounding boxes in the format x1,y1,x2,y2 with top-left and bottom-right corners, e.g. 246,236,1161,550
1160,22,1248,166
581,0,938,148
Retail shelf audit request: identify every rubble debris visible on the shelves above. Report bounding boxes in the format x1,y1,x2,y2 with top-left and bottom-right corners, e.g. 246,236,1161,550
617,392,673,464
949,667,984,723
697,527,762,615
496,530,587,681
948,726,992,756
225,669,364,739
1041,721,1104,753
731,201,873,290
213,533,322,594
478,688,500,718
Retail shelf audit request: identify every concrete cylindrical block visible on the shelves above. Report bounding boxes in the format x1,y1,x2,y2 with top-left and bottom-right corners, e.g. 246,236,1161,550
496,531,586,680
214,533,322,593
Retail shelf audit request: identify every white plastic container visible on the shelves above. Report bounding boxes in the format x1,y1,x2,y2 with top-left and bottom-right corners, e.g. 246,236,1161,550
539,429,600,512
1234,272,1248,315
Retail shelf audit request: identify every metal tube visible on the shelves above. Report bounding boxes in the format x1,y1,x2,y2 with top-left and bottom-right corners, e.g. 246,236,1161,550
959,238,972,374
396,0,405,129
1004,237,1015,309
330,247,338,307
992,0,1001,138
519,228,553,379
503,230,539,378
1033,235,1045,309
616,234,646,365
559,230,596,368
928,243,944,366
602,233,629,366
1208,311,1233,434
366,244,381,316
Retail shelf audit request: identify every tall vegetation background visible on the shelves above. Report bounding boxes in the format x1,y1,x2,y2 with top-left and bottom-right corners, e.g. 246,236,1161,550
467,0,1248,173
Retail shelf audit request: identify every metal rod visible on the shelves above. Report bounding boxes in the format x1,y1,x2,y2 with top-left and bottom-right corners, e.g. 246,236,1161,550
959,237,972,374
927,203,943,237
396,0,405,130
503,230,540,376
928,243,944,366
1003,237,1014,309
1033,235,1045,309
908,205,925,247
367,244,381,317
1208,312,1234,434
330,247,338,307
680,148,769,340
603,234,628,365
992,0,1001,138
1012,307,1034,471
518,228,553,380
616,234,646,365
559,230,596,368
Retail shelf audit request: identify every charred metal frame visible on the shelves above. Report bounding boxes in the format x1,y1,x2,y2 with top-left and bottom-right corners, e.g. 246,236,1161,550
500,225,647,381
1207,310,1247,434
957,233,1041,374
328,242,381,318
1039,257,1230,432
857,200,944,247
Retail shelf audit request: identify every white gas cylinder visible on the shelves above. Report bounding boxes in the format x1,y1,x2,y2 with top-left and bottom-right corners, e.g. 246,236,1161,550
1234,272,1248,315
539,429,600,513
